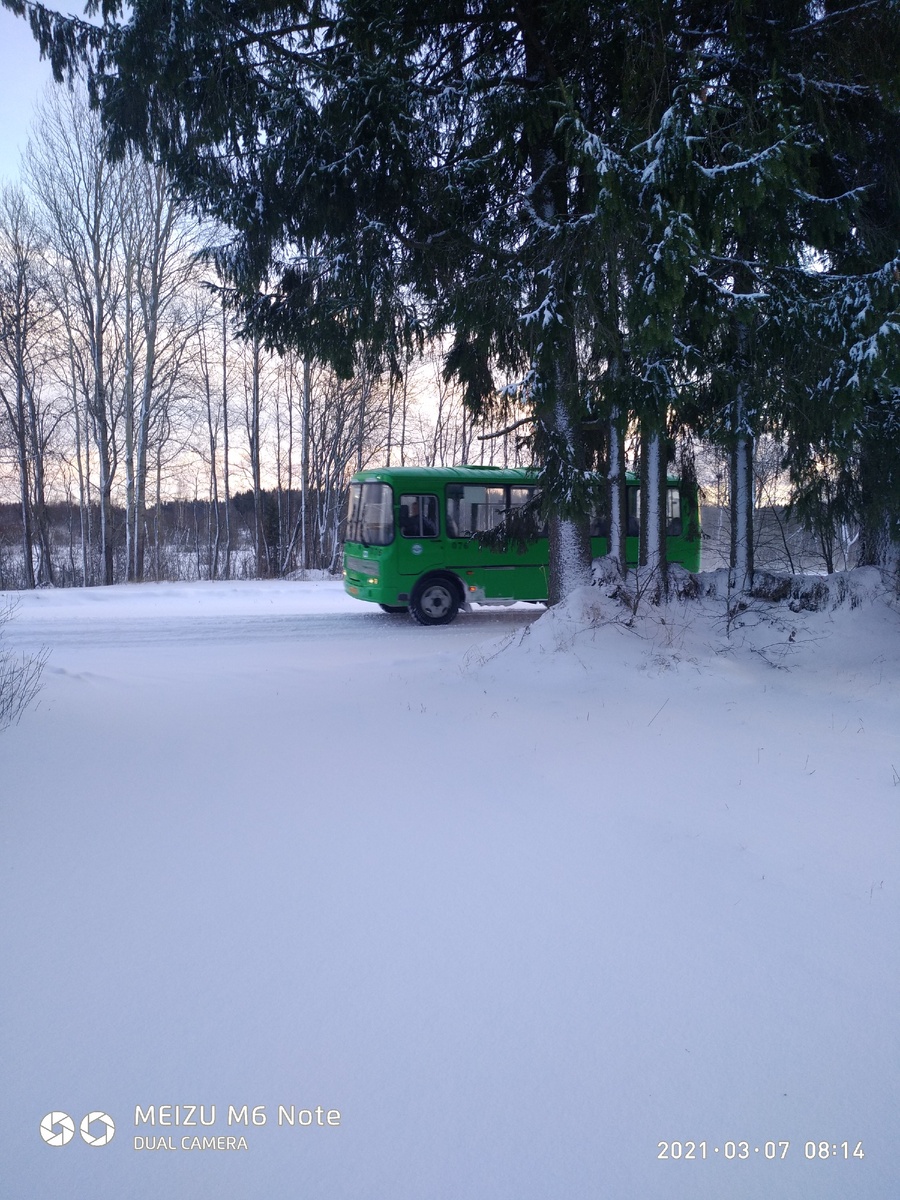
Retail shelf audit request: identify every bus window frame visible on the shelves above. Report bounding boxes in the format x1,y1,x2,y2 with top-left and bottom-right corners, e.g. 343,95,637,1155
445,482,542,539
399,493,440,539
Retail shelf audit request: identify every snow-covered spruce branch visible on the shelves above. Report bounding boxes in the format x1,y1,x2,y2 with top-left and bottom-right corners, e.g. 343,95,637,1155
785,74,872,98
791,184,870,206
478,415,534,441
693,139,793,180
787,0,884,37
521,290,565,329
690,264,770,303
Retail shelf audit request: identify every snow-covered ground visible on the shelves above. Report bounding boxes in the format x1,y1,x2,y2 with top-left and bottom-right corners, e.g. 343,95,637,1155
1,577,898,1199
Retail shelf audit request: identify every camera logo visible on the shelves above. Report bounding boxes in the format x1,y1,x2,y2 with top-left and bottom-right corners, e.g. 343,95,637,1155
81,1112,116,1146
39,1112,75,1147
40,1111,115,1147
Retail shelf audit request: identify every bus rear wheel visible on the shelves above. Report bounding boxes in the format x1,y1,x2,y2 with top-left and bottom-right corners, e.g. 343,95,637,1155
379,604,409,614
409,576,460,626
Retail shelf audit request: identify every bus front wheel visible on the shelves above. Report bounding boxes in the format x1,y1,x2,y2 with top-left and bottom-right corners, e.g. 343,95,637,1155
409,576,460,626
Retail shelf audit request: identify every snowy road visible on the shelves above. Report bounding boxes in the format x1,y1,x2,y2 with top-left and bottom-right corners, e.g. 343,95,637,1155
4,608,541,649
0,579,543,649
2,579,898,1200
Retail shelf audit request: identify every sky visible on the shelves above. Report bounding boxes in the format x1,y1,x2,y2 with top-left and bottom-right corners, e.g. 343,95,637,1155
0,5,66,182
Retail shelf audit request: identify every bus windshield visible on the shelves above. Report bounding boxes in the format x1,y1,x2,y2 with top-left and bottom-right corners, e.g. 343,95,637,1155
346,482,394,546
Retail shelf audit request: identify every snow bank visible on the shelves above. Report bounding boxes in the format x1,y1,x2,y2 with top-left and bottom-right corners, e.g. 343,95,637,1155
698,565,890,610
468,562,900,683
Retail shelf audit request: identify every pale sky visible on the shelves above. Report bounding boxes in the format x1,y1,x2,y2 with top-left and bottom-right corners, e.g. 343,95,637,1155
0,5,68,182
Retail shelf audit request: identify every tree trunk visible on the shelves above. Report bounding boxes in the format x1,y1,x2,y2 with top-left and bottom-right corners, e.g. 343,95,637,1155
133,278,161,581
249,334,265,577
5,379,35,589
222,304,232,580
301,357,310,571
544,376,593,605
639,424,668,597
606,400,628,573
521,10,593,604
729,264,756,593
857,430,899,576
730,421,754,591
72,360,90,587
123,251,136,580
25,379,53,585
202,330,220,581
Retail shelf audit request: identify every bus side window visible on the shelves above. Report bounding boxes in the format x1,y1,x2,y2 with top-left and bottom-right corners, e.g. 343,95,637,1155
666,488,682,536
445,484,503,537
509,486,548,536
400,494,438,538
422,495,438,536
627,487,640,537
590,505,609,537
445,484,469,536
482,487,506,531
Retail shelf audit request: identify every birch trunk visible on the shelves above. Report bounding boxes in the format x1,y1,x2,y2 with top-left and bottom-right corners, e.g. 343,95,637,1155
2,376,35,588
222,304,232,580
301,358,310,571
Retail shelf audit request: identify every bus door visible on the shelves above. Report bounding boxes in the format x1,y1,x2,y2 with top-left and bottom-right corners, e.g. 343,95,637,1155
395,493,444,579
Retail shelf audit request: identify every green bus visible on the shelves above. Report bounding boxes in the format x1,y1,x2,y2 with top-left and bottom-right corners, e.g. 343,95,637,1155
343,465,700,625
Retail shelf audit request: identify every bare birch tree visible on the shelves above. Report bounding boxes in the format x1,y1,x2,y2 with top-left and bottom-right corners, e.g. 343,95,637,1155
0,185,58,586
27,86,124,585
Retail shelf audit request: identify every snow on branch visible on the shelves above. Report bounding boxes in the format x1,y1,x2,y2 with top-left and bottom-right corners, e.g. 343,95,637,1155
694,139,791,180
521,288,564,330
785,73,871,98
